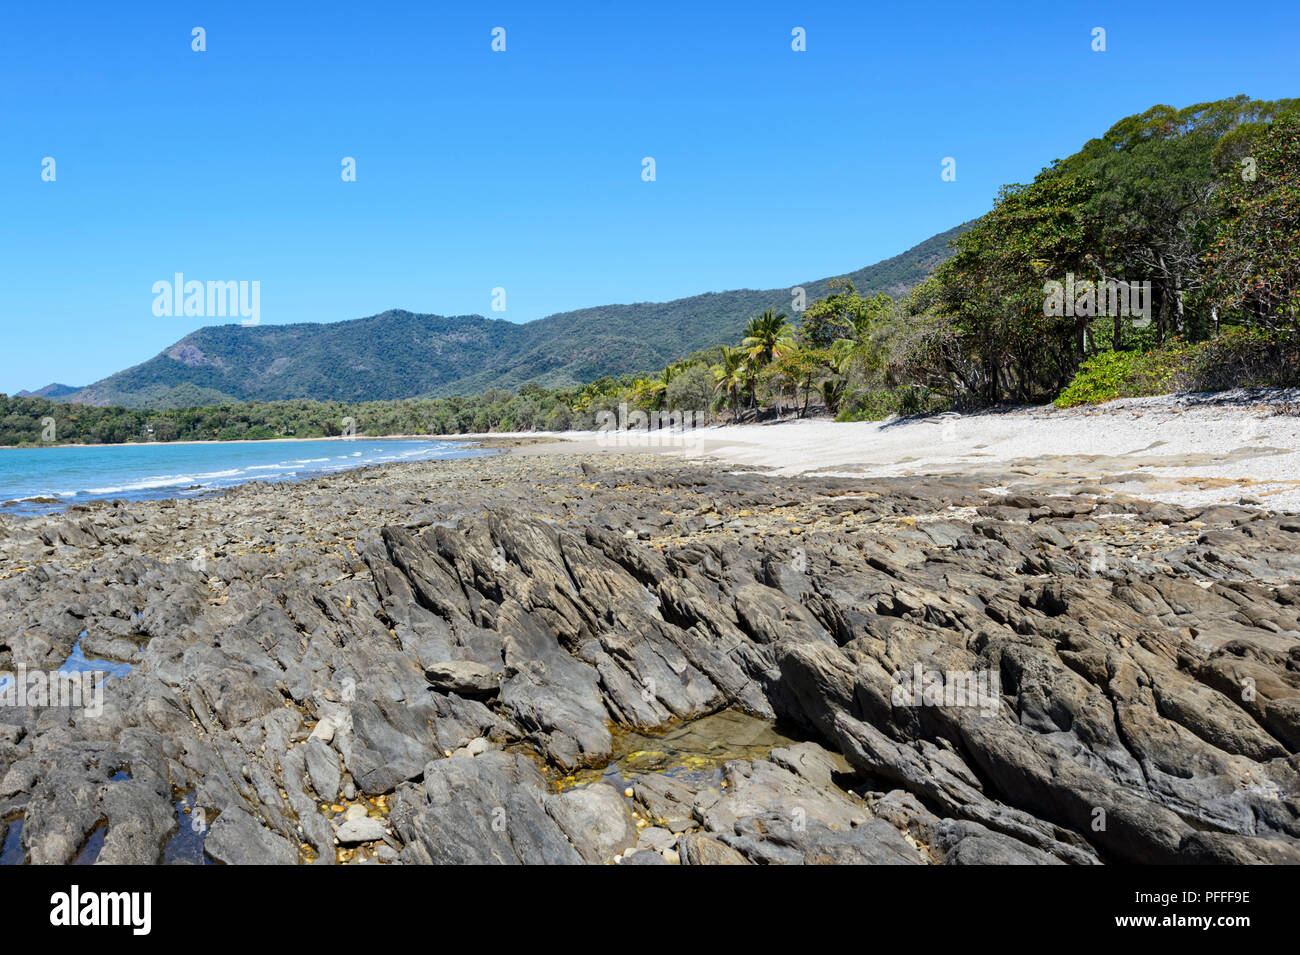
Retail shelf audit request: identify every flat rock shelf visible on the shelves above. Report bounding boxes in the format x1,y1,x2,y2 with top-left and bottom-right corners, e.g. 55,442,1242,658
0,449,1298,864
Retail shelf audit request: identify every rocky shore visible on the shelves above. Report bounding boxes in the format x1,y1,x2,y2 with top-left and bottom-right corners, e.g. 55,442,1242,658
1,445,1299,864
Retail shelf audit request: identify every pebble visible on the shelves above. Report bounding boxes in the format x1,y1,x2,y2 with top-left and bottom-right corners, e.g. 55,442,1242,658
334,816,388,846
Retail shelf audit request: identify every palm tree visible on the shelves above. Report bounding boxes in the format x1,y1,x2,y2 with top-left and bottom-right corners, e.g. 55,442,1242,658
740,310,795,414
656,363,680,404
742,309,794,369
629,376,665,410
712,347,748,421
829,303,885,379
773,344,827,418
819,377,847,414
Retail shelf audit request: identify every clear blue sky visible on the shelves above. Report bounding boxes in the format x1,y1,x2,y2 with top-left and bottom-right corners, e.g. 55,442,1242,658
1,0,1296,393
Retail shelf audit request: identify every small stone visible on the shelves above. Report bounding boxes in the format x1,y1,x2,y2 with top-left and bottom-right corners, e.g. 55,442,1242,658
452,736,493,758
334,816,388,846
637,826,676,853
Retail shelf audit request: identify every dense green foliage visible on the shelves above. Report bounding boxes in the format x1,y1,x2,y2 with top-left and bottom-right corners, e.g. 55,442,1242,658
720,97,1300,421
0,390,591,446
894,97,1300,410
1205,118,1300,323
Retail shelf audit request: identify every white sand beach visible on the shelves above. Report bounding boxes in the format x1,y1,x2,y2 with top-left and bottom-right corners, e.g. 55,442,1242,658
499,390,1300,512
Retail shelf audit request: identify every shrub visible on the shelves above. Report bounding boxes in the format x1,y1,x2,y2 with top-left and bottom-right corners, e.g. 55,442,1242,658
664,364,714,419
1055,351,1153,406
1055,329,1300,407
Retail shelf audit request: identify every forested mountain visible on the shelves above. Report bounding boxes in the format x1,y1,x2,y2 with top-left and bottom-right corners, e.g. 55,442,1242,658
14,383,81,399
47,224,970,409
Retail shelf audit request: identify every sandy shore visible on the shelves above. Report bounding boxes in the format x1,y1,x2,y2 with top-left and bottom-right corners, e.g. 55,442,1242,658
496,391,1300,512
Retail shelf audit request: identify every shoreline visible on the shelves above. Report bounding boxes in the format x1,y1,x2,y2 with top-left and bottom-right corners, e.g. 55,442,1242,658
5,389,1300,511
0,437,515,514
0,433,551,452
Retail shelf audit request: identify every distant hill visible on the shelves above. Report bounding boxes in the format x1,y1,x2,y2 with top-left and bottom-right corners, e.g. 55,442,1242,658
16,383,82,399
56,222,971,408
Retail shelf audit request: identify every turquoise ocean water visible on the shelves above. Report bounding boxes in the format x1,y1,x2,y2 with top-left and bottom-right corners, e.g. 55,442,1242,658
0,438,487,516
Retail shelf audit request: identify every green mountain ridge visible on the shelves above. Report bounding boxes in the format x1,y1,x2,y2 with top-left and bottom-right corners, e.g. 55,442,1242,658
15,383,82,399
54,222,972,409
